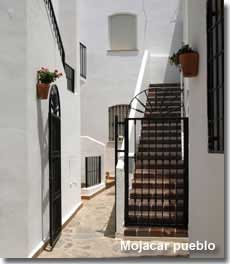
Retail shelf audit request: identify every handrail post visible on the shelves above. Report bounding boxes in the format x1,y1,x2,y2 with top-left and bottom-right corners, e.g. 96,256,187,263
115,115,118,178
124,118,129,226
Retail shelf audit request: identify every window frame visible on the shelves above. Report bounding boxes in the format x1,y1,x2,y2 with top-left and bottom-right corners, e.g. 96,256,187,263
65,63,75,93
207,0,224,153
108,13,138,52
108,104,129,142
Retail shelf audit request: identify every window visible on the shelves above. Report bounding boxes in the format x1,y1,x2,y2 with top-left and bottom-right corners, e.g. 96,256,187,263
80,42,87,79
65,63,75,93
109,14,137,51
207,0,224,153
85,156,101,188
109,105,129,141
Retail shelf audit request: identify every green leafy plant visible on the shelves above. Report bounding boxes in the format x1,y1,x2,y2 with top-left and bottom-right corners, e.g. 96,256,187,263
169,44,195,66
37,67,63,84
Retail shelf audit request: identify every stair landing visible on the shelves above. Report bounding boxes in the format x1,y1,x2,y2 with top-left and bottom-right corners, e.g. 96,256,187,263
124,227,188,238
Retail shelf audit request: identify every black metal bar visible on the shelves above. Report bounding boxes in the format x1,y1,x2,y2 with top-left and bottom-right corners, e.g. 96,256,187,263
124,117,188,228
85,157,88,188
207,0,224,153
44,0,65,65
134,119,137,221
124,118,129,225
184,118,189,228
85,156,101,187
49,85,62,248
99,156,101,184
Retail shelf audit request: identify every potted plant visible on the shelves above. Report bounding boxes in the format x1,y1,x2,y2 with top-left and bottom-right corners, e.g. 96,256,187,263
169,44,199,77
37,67,63,99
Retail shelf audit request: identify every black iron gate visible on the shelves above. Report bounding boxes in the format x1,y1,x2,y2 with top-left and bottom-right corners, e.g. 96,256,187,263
119,117,188,228
49,85,62,248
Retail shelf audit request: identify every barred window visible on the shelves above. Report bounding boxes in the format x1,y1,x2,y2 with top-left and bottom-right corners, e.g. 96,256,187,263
207,0,224,153
65,63,75,93
109,105,129,141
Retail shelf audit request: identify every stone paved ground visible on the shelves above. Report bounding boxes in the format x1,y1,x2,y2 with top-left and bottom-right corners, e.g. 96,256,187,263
39,187,188,259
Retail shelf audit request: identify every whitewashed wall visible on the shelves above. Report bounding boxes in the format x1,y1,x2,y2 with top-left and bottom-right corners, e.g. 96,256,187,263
80,137,105,185
0,0,28,257
78,0,183,176
0,0,81,258
183,0,224,258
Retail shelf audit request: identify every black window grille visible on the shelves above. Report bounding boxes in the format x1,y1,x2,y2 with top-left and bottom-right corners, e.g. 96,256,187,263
109,105,129,141
65,63,75,93
80,43,87,79
85,156,101,188
207,0,224,153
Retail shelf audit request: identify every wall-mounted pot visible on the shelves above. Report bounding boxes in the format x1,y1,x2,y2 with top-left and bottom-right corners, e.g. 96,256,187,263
37,83,50,99
179,52,199,77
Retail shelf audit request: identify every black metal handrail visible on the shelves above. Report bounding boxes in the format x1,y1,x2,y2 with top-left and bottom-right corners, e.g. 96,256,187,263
44,0,66,66
128,85,185,117
80,42,87,79
117,116,189,228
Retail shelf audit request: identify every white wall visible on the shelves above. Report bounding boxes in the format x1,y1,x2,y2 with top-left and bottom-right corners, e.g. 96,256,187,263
80,137,105,185
183,0,225,258
0,0,81,257
0,0,28,257
27,0,81,257
78,0,183,175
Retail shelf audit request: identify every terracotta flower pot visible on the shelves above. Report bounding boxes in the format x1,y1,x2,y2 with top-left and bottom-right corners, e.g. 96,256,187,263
37,83,50,99
179,52,199,77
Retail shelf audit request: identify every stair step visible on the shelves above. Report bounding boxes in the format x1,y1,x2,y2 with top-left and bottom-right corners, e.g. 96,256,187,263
148,90,182,95
132,178,183,184
134,172,184,179
138,147,181,153
147,95,181,100
142,123,181,128
141,131,181,137
145,109,181,113
128,211,184,219
136,154,182,160
132,182,184,189
127,214,185,226
135,160,183,165
139,139,181,145
135,163,184,170
130,192,185,200
140,136,181,141
146,100,181,105
129,204,184,212
123,227,188,237
149,83,180,88
144,113,181,118
145,105,182,110
142,121,182,126
141,128,181,133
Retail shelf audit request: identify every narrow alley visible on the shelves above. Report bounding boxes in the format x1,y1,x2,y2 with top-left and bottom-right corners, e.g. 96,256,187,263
39,187,188,258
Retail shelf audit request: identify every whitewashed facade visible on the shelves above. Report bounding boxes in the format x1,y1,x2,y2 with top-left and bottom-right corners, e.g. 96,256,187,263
0,0,225,259
0,0,81,257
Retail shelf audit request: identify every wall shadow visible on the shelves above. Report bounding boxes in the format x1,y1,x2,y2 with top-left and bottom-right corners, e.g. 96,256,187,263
104,204,116,238
163,11,183,83
36,99,49,241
